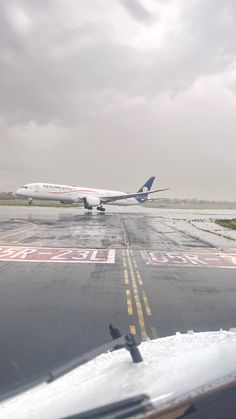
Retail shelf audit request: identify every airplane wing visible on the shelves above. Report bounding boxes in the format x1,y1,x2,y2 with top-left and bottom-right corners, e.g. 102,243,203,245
100,188,169,204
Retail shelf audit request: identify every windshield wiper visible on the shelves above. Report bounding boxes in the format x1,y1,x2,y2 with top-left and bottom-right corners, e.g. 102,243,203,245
0,325,143,402
47,324,143,383
61,394,154,419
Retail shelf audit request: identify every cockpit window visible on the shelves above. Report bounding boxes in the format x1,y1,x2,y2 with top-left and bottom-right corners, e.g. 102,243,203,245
21,186,28,189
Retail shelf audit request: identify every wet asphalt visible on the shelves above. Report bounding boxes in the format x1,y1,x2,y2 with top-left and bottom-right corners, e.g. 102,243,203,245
0,205,236,393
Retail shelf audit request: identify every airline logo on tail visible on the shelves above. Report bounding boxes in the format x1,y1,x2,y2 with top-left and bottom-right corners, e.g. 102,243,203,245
136,176,155,203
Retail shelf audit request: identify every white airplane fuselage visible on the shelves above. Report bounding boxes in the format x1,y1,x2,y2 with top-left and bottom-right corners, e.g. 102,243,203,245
16,183,139,207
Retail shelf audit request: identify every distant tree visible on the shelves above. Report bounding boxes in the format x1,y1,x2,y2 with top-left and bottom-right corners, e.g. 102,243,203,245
0,192,15,200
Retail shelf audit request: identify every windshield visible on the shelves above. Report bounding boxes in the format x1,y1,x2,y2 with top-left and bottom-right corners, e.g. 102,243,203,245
0,1,236,418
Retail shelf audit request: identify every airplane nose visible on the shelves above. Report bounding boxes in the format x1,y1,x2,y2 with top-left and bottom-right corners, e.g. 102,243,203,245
15,189,21,196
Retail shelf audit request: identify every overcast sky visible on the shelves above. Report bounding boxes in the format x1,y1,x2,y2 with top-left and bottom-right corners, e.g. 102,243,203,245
0,0,236,199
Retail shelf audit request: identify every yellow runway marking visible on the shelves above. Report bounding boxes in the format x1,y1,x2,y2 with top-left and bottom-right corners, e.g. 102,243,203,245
129,325,137,335
124,269,129,285
151,326,158,339
0,221,38,242
136,270,143,286
142,291,152,316
125,289,133,315
122,249,127,268
126,249,148,341
29,241,43,247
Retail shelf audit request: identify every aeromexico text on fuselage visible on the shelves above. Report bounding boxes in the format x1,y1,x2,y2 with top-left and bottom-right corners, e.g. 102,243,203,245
16,177,169,211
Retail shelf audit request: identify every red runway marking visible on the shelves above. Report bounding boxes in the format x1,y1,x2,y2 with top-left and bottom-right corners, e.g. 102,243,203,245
0,246,115,264
141,250,236,268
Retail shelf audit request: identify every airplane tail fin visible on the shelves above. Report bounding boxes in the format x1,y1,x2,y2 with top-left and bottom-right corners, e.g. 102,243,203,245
136,176,155,203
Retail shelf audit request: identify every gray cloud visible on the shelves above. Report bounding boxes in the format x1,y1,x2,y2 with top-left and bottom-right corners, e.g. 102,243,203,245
119,0,153,24
144,0,236,96
0,0,235,126
0,0,236,199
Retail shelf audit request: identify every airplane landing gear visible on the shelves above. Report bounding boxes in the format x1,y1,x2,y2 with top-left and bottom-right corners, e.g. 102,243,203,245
97,206,106,213
28,198,33,205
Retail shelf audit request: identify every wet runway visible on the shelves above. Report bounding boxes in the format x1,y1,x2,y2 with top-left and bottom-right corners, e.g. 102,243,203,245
0,205,236,394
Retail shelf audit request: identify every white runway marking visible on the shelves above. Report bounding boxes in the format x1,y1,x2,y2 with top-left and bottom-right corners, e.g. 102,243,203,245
0,246,115,264
141,250,236,268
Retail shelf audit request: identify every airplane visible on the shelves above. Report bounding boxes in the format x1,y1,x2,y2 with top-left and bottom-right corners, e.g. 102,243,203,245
16,176,169,212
